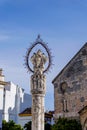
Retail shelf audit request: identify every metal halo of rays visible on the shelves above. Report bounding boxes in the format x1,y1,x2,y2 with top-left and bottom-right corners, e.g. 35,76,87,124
25,35,52,73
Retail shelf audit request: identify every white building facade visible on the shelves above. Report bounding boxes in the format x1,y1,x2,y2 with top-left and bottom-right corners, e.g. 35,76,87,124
0,69,32,129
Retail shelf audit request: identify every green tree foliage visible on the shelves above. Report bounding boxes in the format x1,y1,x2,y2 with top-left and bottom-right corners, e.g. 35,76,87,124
24,121,31,130
2,120,9,130
52,117,82,130
45,123,52,130
24,121,52,130
2,120,23,130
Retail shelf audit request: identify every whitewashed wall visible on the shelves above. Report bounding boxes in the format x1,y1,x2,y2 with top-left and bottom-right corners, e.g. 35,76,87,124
18,116,32,127
0,69,32,125
0,86,4,110
3,82,32,123
0,80,32,125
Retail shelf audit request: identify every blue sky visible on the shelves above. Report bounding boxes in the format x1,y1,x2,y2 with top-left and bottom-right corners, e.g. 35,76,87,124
0,0,87,110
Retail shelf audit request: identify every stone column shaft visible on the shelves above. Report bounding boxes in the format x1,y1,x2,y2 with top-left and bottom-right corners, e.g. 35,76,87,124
32,94,44,130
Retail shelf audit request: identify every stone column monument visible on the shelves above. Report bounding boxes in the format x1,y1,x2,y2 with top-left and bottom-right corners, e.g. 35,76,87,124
25,35,52,130
31,50,47,130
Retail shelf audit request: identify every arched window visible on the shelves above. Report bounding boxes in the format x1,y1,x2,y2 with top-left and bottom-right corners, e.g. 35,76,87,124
60,82,69,112
60,82,68,94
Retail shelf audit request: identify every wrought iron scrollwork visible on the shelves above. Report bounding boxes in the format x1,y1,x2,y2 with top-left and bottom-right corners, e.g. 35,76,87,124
25,35,52,73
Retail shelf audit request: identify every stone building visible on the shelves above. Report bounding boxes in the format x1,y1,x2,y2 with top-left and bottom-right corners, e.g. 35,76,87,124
0,69,32,129
52,43,87,129
79,106,87,130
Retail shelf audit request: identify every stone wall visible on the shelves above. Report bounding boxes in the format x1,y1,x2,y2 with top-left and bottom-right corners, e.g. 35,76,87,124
79,106,87,130
52,43,87,120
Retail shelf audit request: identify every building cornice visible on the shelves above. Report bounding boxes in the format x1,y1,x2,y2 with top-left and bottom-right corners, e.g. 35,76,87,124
0,81,8,85
19,114,32,117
